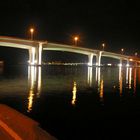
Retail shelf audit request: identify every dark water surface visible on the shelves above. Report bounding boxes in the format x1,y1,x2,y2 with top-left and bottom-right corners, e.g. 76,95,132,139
0,65,140,140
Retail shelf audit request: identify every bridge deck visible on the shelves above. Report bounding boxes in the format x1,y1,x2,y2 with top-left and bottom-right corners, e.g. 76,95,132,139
0,36,140,62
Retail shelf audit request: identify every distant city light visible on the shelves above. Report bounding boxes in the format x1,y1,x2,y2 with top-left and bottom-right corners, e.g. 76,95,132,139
126,64,129,67
107,63,112,66
135,52,138,56
118,64,122,67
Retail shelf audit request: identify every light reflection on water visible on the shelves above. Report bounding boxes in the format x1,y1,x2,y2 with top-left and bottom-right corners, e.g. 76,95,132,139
129,68,132,89
0,65,140,140
119,66,123,96
87,67,92,87
27,66,42,112
27,87,34,112
26,66,139,111
0,66,139,106
134,68,137,95
99,79,104,103
71,81,77,105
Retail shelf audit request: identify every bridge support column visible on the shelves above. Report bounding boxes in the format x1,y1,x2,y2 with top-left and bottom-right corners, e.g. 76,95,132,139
96,51,102,66
37,43,43,65
28,43,43,66
88,53,94,66
28,49,32,64
28,47,36,65
36,47,39,65
126,59,129,67
87,67,93,87
119,59,122,67
134,61,137,67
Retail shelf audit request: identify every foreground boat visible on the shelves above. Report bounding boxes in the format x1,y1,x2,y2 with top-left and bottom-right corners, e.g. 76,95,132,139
0,104,57,140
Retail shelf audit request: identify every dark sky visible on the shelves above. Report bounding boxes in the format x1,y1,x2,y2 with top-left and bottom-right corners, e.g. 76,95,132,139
0,0,140,56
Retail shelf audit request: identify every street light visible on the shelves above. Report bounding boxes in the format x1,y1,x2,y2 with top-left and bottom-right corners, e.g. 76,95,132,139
30,28,34,40
121,48,124,54
74,36,79,46
135,52,138,56
102,43,105,51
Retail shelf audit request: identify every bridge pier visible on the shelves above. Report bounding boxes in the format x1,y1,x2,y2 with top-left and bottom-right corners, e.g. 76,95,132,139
88,54,94,66
126,59,129,67
28,49,32,65
96,51,102,66
87,67,93,86
28,43,43,66
36,43,43,65
28,47,36,65
134,61,138,67
119,59,122,66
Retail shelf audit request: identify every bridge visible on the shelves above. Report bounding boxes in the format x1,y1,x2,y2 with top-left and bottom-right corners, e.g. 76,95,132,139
0,36,139,66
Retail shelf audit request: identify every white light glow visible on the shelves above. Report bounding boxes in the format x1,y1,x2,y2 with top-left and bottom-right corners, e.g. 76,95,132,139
107,63,112,66
31,47,36,65
129,68,132,89
87,67,92,87
27,66,42,112
88,62,91,66
38,43,42,65
37,67,42,97
96,67,98,82
118,64,122,67
119,66,122,96
126,67,129,84
97,67,101,92
126,64,129,67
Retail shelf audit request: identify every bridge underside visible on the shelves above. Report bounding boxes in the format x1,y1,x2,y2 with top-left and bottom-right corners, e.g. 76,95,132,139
0,36,139,66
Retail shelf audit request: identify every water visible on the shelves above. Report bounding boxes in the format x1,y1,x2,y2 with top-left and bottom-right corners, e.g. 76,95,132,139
0,65,140,139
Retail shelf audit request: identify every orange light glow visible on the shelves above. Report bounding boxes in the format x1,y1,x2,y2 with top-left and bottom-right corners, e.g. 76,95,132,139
102,43,105,47
74,36,78,41
30,28,34,40
99,79,104,102
133,68,137,95
74,36,79,46
27,89,34,112
71,81,77,105
30,28,34,33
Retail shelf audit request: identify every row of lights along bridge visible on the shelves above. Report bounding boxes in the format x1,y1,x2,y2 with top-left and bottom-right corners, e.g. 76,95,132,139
29,28,138,57
30,28,79,46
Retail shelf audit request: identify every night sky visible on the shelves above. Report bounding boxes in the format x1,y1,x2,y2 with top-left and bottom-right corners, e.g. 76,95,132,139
0,0,140,60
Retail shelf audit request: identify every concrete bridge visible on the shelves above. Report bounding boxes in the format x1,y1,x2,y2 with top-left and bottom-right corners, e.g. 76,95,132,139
0,36,139,66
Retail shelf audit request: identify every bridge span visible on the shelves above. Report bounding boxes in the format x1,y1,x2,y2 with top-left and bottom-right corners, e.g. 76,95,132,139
0,36,139,66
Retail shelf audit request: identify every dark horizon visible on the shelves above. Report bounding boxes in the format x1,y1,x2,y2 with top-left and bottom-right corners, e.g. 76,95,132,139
0,0,140,56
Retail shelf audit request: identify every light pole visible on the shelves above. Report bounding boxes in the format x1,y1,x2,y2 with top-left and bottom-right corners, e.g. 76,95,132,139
74,36,79,46
102,43,105,51
135,52,138,57
121,48,124,54
30,28,34,40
